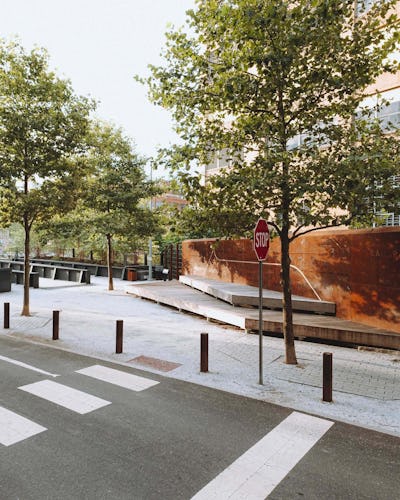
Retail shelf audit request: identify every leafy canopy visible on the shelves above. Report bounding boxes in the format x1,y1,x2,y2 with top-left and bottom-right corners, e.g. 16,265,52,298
80,121,161,242
146,0,400,238
0,39,95,229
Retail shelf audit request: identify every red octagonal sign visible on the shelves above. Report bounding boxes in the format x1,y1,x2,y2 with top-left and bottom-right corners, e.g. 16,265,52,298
253,218,270,261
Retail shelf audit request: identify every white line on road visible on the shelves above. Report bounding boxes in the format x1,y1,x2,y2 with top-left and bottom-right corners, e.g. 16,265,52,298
76,364,159,391
191,411,334,499
0,355,59,377
0,406,47,446
19,380,111,414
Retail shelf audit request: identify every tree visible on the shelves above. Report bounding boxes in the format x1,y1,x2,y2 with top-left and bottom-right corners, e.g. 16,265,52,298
3,223,44,258
36,210,91,259
0,40,94,315
145,0,400,363
81,122,159,291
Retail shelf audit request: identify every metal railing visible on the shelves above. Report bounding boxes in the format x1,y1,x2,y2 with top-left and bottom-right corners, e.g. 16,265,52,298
375,212,400,227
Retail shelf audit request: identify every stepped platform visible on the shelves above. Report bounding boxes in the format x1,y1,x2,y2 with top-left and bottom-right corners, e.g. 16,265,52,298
179,275,336,315
125,279,400,350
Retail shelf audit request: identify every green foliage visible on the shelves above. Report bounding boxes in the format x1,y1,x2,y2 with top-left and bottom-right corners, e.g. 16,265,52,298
82,121,161,242
0,40,95,229
78,122,162,288
164,205,253,241
35,124,163,263
35,208,90,256
146,0,400,239
38,122,162,273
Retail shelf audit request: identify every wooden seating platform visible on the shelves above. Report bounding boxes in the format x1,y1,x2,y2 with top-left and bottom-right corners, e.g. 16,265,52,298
180,275,336,315
126,280,399,350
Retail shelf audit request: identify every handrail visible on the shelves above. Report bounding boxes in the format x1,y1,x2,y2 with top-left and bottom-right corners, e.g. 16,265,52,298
209,250,322,301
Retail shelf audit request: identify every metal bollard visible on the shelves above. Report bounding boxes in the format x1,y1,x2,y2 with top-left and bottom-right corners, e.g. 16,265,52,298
4,302,10,329
200,333,208,372
323,352,333,402
52,310,59,340
116,320,123,354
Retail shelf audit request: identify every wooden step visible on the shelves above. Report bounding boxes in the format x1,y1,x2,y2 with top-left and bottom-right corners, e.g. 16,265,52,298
125,281,399,350
180,275,336,315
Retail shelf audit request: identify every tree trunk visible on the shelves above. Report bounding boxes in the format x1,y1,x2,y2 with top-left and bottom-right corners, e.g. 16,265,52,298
106,234,114,291
22,215,30,316
280,228,297,364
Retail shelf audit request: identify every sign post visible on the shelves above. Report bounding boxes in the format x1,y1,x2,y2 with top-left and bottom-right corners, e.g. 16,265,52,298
253,218,270,385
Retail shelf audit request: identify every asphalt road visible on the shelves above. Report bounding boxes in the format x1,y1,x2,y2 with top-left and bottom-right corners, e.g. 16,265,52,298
0,335,398,500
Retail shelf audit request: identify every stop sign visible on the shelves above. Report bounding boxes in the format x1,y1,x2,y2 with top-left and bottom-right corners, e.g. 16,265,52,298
253,218,270,261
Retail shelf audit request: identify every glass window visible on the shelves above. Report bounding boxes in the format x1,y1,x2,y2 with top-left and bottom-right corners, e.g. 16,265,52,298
357,0,393,16
357,88,400,132
356,0,379,15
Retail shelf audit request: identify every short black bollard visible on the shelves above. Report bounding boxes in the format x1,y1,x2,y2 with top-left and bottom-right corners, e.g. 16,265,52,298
52,310,59,340
4,302,10,329
323,352,333,402
200,333,208,372
116,320,123,354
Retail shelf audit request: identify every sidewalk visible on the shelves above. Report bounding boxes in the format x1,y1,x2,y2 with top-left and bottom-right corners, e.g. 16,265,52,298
1,277,399,437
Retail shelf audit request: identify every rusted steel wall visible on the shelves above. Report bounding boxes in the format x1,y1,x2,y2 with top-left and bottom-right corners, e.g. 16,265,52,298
182,227,400,334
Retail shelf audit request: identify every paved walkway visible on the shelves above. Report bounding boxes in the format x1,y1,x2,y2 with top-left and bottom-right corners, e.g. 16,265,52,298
217,336,400,401
1,277,399,437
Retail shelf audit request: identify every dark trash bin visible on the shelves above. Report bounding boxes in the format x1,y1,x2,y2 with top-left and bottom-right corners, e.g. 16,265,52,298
0,268,11,292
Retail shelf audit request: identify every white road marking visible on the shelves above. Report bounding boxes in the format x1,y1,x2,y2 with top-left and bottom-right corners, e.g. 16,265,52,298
0,406,46,446
76,364,159,392
19,380,111,414
191,411,334,500
0,355,59,377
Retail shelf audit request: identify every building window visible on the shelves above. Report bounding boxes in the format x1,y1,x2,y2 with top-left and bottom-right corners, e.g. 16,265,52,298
205,148,243,175
287,122,332,150
356,0,379,15
357,88,400,132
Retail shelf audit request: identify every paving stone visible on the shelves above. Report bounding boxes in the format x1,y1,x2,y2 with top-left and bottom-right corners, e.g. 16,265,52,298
218,339,400,400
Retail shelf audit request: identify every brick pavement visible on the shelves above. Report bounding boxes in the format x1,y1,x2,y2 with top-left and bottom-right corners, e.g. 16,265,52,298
217,335,400,401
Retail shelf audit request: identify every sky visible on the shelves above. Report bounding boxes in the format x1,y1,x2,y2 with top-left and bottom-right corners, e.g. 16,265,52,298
0,0,195,176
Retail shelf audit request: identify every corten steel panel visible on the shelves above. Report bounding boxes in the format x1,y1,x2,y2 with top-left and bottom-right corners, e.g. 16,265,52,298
182,228,400,333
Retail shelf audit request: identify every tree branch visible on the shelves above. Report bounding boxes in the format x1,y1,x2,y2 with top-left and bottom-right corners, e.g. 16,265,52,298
289,216,355,242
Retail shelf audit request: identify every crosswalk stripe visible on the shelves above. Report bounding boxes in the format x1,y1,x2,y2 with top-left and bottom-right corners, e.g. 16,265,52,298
76,364,159,392
19,380,111,414
0,354,59,377
191,411,334,500
0,406,46,446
